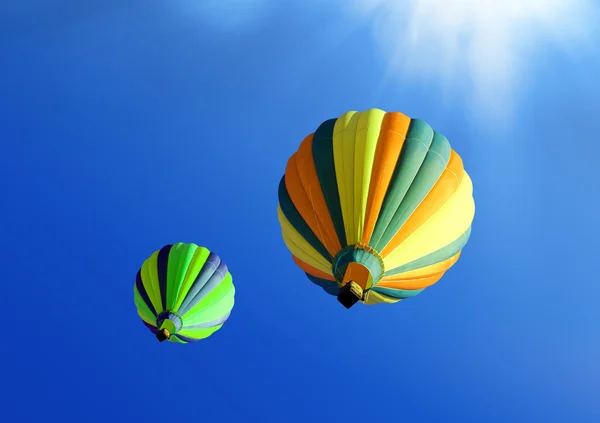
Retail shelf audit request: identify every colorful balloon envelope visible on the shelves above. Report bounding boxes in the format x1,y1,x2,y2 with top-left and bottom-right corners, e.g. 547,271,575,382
133,243,235,343
277,108,475,308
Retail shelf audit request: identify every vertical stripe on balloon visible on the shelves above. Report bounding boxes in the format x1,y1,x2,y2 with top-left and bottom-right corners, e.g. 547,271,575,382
284,135,340,258
278,178,330,261
135,270,157,317
381,149,464,257
333,111,360,245
377,131,451,254
178,252,223,316
361,111,411,245
157,244,172,311
370,119,434,250
351,109,385,245
312,119,348,248
294,133,341,255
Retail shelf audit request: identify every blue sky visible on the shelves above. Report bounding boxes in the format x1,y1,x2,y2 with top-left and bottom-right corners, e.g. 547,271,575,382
1,1,599,422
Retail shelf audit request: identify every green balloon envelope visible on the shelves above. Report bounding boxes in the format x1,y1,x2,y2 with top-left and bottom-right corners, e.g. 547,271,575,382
133,243,235,343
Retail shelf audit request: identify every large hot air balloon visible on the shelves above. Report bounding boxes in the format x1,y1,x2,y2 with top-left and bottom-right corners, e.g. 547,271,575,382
277,108,475,308
133,243,235,343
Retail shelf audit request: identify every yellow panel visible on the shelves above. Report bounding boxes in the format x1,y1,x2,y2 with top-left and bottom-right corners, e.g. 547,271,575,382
384,172,475,269
277,205,332,274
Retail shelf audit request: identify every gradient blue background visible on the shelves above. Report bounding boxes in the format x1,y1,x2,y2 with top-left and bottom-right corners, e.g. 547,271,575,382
2,1,599,422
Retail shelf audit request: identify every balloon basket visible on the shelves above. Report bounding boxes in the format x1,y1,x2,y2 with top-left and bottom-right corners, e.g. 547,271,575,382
337,281,363,309
156,328,170,342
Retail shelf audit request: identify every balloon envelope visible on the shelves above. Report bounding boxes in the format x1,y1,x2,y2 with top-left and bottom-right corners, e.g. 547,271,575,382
277,108,475,306
133,243,235,342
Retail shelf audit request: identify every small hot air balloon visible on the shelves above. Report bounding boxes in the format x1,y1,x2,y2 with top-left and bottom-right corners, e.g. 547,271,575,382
277,108,475,308
133,243,235,343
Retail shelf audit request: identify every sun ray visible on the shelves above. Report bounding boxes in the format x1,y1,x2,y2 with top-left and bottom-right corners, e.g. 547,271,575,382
351,0,599,120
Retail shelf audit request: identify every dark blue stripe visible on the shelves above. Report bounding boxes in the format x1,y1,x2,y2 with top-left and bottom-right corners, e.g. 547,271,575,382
136,270,157,317
142,320,157,332
157,244,173,311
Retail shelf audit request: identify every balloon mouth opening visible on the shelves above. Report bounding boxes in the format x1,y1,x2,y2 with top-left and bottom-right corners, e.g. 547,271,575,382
332,244,384,290
155,312,182,342
337,281,364,309
156,328,171,342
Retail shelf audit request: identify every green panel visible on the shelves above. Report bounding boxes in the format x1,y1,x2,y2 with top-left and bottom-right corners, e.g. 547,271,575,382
312,118,348,248
369,119,434,249
375,131,451,251
173,246,210,310
278,177,331,260
182,272,235,321
167,243,197,310
134,285,156,322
